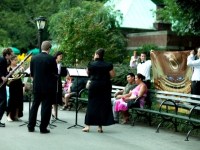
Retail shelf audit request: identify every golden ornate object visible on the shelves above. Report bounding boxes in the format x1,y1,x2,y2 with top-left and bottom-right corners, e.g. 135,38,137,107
151,50,192,93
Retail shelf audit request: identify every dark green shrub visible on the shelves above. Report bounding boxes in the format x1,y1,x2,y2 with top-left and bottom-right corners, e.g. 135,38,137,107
112,63,136,86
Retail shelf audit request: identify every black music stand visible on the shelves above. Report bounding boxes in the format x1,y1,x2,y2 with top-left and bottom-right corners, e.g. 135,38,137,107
67,68,88,129
19,73,41,127
49,69,68,128
19,88,32,127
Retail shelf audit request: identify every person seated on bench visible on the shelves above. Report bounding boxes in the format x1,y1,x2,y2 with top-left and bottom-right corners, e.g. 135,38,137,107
60,75,72,110
114,73,147,123
60,76,88,110
111,73,136,123
62,74,73,96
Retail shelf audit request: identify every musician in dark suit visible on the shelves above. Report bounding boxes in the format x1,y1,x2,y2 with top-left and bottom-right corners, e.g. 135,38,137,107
28,41,58,133
0,48,13,127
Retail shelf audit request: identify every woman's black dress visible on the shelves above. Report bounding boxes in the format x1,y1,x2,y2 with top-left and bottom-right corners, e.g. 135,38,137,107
84,59,115,126
7,68,24,119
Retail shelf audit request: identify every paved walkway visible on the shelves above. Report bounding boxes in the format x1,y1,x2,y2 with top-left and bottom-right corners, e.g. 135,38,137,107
0,102,200,150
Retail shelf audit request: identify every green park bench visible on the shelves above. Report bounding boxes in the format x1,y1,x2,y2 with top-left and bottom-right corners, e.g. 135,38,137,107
70,85,124,111
131,89,200,141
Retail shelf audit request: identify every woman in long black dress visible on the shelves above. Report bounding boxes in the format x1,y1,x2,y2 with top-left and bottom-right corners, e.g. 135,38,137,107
83,48,115,133
7,55,24,121
52,51,63,118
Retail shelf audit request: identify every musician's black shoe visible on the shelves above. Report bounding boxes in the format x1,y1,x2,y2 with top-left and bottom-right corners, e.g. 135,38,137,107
28,127,35,132
40,129,50,134
114,120,119,124
0,122,5,127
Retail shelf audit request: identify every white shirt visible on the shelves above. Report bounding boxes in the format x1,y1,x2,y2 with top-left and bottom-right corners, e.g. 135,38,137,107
130,56,151,80
187,54,200,81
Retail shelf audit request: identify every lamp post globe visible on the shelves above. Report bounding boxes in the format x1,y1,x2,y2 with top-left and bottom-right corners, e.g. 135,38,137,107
35,16,46,52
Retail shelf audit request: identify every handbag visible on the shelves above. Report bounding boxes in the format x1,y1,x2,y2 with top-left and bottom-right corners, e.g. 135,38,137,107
86,80,91,89
127,97,140,108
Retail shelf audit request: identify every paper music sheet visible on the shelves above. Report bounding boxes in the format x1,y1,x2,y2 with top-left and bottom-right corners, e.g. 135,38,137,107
77,69,88,76
67,68,88,77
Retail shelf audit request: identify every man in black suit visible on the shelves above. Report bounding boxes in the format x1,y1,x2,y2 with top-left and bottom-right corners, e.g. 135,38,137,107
0,48,13,127
28,41,58,133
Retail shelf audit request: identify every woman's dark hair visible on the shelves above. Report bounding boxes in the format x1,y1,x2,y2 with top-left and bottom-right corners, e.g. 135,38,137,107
95,48,105,59
10,55,17,61
136,73,145,81
8,55,17,65
54,51,63,59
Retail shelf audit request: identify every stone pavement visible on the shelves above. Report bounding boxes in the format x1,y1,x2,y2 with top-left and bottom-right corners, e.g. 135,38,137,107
0,102,200,150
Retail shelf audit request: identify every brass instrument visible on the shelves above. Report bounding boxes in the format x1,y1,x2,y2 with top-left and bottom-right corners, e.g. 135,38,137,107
7,71,26,85
0,52,32,88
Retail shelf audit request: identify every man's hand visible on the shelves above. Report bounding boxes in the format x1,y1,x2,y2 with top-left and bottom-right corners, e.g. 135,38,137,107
114,91,119,98
116,94,123,99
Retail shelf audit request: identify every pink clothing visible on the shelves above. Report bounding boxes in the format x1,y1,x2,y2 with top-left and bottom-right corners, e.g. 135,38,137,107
114,84,147,112
63,80,71,93
132,84,147,108
114,98,128,112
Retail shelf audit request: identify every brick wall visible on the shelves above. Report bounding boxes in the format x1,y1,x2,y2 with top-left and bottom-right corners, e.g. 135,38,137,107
126,31,200,50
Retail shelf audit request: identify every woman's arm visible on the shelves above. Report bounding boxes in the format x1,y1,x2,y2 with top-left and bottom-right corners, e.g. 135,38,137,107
124,84,147,102
137,84,147,98
116,90,131,99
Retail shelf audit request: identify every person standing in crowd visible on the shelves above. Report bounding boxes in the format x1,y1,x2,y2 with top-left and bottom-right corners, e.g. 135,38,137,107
112,73,136,123
130,51,151,89
28,41,58,133
7,55,24,122
82,48,115,133
187,48,200,96
52,51,63,118
0,48,13,127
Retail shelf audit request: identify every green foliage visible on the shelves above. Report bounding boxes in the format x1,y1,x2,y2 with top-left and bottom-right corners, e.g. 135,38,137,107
156,0,200,35
112,63,136,86
0,0,61,50
111,43,160,86
151,0,164,5
48,1,127,66
128,44,160,59
138,44,160,58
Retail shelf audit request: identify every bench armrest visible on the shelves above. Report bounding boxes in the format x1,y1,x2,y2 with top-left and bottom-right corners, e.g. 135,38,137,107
159,99,178,114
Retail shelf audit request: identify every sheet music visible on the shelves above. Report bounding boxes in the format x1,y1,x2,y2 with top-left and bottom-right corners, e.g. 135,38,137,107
77,69,88,76
67,68,88,77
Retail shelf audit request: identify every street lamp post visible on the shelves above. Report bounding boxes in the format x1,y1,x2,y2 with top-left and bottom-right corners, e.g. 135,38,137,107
35,16,46,52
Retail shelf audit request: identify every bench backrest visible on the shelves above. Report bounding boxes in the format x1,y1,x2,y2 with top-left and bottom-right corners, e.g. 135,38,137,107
111,85,124,97
78,85,125,98
149,89,200,111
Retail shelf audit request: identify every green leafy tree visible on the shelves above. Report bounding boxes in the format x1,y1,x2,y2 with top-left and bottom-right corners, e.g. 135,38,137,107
176,0,200,35
49,1,127,66
153,0,200,35
0,0,61,50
